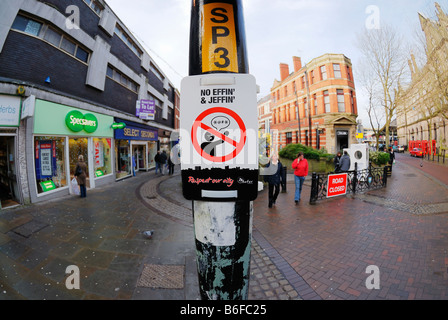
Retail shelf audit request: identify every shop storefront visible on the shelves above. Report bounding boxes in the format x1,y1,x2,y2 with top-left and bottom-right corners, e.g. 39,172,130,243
29,99,114,202
114,118,158,179
0,94,22,209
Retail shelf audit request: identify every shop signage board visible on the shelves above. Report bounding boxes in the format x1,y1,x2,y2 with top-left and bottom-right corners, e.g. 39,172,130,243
40,180,56,192
180,73,258,201
33,100,113,138
0,94,21,127
136,100,156,120
65,110,98,133
326,173,348,198
114,125,158,141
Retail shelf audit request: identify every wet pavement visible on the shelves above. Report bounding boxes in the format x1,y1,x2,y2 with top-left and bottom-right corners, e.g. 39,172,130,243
1,152,448,300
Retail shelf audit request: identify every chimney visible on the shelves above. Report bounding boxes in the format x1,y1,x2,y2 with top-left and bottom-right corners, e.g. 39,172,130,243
280,63,290,81
293,56,302,72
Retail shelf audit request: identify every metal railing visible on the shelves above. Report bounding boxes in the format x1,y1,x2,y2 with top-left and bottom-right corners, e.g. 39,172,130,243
309,164,389,204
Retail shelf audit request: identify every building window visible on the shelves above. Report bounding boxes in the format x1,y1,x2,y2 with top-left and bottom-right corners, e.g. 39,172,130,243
350,91,355,114
284,85,288,97
314,94,318,115
301,76,305,90
11,15,42,36
107,65,139,93
310,70,315,84
324,90,330,113
304,98,308,117
83,0,104,16
150,63,164,82
333,63,342,79
114,24,143,59
286,132,293,145
337,89,345,112
320,65,327,80
11,15,90,63
293,81,297,93
347,66,351,81
93,138,112,177
34,137,67,194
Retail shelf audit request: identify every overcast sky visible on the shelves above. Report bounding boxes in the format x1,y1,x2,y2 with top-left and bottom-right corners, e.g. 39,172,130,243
105,0,447,126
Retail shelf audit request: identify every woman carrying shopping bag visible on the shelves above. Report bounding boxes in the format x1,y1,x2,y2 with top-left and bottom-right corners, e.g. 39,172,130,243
74,155,88,198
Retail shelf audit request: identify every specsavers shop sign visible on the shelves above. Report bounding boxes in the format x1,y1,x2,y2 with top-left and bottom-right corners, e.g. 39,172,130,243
65,110,98,133
0,95,21,127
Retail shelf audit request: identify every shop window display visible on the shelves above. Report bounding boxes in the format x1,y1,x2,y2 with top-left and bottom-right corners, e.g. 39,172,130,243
115,140,131,179
93,138,112,177
148,141,157,169
69,138,90,188
34,136,67,194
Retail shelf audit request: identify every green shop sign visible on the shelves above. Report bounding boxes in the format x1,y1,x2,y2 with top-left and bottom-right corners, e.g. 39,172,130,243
65,111,98,133
40,180,56,192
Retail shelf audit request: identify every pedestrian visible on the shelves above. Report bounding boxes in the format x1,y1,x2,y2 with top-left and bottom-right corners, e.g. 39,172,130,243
339,151,351,172
168,153,175,175
74,155,87,198
334,151,342,173
263,154,284,208
154,151,161,174
292,152,308,205
160,150,168,175
388,147,395,165
132,152,137,176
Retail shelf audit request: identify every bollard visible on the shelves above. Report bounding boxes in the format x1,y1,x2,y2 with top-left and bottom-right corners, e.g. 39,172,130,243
309,172,317,205
281,166,287,193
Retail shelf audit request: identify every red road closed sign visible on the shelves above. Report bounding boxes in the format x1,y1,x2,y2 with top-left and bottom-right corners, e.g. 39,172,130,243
327,173,348,198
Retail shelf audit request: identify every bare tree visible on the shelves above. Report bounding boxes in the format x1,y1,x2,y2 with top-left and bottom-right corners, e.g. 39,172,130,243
356,25,408,149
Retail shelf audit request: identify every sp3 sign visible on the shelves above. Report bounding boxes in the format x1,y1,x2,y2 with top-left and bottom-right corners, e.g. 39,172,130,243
327,173,348,198
202,3,238,73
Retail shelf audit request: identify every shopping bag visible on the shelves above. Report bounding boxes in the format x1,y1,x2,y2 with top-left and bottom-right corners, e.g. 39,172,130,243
71,178,80,195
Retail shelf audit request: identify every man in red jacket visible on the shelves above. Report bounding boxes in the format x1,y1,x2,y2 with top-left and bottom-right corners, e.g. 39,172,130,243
291,152,309,204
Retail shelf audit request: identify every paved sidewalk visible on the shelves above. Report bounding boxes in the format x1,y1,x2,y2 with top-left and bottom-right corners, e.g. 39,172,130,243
1,157,448,300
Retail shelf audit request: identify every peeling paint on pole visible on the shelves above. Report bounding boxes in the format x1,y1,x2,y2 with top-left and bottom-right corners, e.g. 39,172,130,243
194,201,252,300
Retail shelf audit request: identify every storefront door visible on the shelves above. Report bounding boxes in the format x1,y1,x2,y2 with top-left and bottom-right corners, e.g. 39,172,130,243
132,144,146,171
69,137,90,189
0,136,20,208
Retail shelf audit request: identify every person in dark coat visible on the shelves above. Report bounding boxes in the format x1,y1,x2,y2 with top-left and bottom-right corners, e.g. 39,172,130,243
339,151,351,172
167,154,175,175
263,154,284,208
159,150,168,175
388,147,395,165
334,151,342,173
154,151,162,174
74,155,87,198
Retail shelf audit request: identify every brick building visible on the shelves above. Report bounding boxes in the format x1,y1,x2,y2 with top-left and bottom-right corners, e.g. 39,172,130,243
267,54,358,154
0,0,177,208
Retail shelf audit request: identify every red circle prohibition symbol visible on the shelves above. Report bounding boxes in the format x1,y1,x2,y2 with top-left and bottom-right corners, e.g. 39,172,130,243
191,107,246,163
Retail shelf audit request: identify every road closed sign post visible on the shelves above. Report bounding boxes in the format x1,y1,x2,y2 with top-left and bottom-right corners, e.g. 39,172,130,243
327,173,348,198
180,73,258,201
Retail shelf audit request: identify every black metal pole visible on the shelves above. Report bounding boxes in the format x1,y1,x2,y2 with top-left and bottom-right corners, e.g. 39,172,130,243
188,0,252,300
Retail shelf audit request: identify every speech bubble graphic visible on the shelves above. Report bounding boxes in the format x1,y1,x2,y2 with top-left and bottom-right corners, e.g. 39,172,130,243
211,116,231,131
